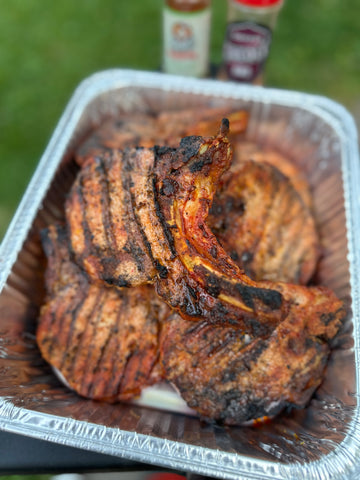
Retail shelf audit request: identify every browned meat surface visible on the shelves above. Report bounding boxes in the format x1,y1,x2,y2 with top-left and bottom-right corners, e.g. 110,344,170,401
208,160,320,284
157,108,249,145
231,140,313,209
160,283,345,425
37,224,167,402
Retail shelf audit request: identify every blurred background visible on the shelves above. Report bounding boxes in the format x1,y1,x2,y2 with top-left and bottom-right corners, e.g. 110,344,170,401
0,0,359,479
0,0,359,242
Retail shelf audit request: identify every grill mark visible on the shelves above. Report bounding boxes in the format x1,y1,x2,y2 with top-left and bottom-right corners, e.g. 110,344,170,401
185,319,211,336
113,350,133,397
127,150,171,279
203,332,236,358
234,282,283,311
181,285,203,317
47,291,71,330
237,337,270,372
152,175,177,259
41,227,76,340
153,147,178,259
87,312,117,398
43,308,63,356
120,154,147,275
41,226,61,264
236,165,280,264
67,287,105,379
196,263,283,312
252,172,290,265
279,204,315,281
75,176,96,264
97,155,118,253
107,294,129,394
81,290,109,397
46,286,83,355
128,175,159,272
127,239,147,274
264,186,291,258
121,349,142,388
112,296,134,396
277,221,305,278
58,285,90,371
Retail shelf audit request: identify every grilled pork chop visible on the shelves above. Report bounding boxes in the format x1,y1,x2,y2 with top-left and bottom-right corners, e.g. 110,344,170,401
150,122,288,333
37,224,166,402
160,282,345,424
208,160,320,284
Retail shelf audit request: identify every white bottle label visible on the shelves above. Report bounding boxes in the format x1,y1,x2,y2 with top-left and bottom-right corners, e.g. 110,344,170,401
163,6,211,77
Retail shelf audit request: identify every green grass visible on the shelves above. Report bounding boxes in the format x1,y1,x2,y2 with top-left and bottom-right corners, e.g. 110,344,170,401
268,0,360,101
0,0,359,240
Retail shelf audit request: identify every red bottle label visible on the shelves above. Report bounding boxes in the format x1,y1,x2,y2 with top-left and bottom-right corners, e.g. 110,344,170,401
223,21,272,82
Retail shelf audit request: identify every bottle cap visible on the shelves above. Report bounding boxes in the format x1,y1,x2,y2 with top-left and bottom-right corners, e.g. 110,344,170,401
233,0,283,7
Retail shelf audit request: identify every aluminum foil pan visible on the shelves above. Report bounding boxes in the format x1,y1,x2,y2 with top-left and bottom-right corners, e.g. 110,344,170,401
0,69,359,480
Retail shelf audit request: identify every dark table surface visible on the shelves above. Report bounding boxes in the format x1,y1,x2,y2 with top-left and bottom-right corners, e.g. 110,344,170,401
0,429,154,476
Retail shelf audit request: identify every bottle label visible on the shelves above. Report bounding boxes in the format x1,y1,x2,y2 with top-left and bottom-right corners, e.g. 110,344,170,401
163,6,211,77
222,21,272,82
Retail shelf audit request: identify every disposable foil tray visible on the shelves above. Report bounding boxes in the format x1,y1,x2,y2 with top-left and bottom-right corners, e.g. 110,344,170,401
0,69,359,480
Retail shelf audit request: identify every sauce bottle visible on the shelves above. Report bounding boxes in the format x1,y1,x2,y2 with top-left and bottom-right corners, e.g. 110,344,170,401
221,0,284,84
163,0,212,78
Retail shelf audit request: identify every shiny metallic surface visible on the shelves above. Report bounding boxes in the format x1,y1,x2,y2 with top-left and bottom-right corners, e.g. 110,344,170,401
0,70,359,479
